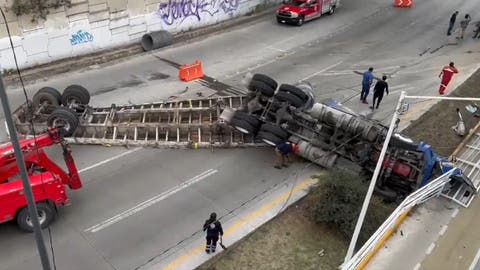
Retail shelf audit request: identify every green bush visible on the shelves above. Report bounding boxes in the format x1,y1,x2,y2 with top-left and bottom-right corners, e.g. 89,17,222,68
310,169,395,246
11,0,71,22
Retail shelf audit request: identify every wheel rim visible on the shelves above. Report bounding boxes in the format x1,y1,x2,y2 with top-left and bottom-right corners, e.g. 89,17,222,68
26,209,47,227
330,6,335,14
262,138,277,146
235,126,250,134
52,118,71,132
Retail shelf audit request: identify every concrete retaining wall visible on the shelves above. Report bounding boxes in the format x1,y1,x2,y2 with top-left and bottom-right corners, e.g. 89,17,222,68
0,0,278,71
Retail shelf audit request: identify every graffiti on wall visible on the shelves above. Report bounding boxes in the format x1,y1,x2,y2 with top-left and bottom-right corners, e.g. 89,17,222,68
157,0,240,26
70,30,94,46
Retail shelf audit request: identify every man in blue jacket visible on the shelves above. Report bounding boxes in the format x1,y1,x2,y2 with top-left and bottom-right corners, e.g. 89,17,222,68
274,141,298,169
360,67,374,104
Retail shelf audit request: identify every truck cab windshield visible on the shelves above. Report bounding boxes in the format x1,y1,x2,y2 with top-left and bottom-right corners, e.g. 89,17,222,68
285,0,307,7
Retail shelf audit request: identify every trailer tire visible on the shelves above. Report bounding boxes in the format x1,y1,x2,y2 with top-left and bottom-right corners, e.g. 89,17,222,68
17,202,55,232
231,118,256,134
257,131,282,146
248,80,275,97
47,107,79,137
61,85,90,106
274,91,306,108
32,87,62,109
260,123,289,139
278,84,308,101
233,111,260,127
252,74,278,90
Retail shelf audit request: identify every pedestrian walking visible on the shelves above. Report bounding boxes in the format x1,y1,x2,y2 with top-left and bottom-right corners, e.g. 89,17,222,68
370,75,389,110
447,11,459,36
360,67,374,104
274,141,298,169
473,21,480,39
203,212,224,254
458,14,471,39
438,62,458,95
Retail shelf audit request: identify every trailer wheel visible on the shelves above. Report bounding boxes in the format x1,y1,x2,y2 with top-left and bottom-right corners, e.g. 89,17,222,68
278,84,308,101
32,87,61,109
260,123,289,139
251,74,278,90
233,111,261,127
17,202,55,232
47,107,79,137
274,91,306,108
231,118,256,134
248,80,275,97
61,85,90,106
257,131,282,146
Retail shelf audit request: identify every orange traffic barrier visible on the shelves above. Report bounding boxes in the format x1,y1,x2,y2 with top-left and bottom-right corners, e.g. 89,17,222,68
393,0,412,8
179,60,204,82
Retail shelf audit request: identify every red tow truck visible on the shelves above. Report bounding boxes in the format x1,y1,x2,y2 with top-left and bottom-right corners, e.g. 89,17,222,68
0,126,82,232
276,0,339,26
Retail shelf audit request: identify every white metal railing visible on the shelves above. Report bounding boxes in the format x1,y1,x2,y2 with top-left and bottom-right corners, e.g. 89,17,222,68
342,169,457,270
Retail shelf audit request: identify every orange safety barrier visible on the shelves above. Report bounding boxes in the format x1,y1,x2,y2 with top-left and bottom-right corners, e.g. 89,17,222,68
179,60,204,82
393,0,412,8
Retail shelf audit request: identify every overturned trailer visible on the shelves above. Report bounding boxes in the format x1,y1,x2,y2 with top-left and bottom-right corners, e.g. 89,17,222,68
11,75,476,203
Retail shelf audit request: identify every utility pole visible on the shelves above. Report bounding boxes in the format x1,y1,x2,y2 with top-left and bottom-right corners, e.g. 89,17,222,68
0,76,52,269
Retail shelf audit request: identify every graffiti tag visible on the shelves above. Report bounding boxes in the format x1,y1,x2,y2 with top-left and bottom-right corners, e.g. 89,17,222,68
157,0,239,26
70,30,94,46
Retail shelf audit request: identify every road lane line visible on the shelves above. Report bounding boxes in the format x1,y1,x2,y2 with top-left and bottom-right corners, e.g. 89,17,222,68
439,225,448,236
300,61,343,81
425,243,436,255
85,169,218,233
469,248,480,270
78,148,142,173
160,178,316,270
451,208,459,218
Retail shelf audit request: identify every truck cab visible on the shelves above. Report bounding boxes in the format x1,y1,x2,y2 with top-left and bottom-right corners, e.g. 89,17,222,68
276,0,338,26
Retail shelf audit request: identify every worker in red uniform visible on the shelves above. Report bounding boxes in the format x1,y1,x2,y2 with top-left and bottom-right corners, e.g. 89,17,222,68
438,62,458,95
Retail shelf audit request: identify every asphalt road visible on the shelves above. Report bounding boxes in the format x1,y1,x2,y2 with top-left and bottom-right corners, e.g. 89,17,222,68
1,0,480,269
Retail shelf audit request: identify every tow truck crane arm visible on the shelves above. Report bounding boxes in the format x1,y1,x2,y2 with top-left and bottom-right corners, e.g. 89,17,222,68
0,127,82,189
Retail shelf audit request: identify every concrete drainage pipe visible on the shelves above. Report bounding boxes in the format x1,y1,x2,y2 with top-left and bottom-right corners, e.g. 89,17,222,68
141,31,173,51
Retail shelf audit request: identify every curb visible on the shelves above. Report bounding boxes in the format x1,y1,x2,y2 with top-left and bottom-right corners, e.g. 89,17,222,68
3,5,278,87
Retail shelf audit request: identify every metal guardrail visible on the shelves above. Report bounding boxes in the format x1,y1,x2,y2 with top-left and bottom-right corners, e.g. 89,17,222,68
342,169,458,270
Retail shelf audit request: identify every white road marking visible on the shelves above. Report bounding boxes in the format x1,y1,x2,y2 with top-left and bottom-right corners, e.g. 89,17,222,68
78,148,142,173
426,243,436,255
439,225,448,236
84,168,218,233
413,263,422,270
300,61,344,81
468,248,480,270
266,46,287,53
451,208,459,218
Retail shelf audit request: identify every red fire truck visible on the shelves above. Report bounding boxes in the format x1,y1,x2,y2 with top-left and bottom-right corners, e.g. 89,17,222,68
276,0,339,26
